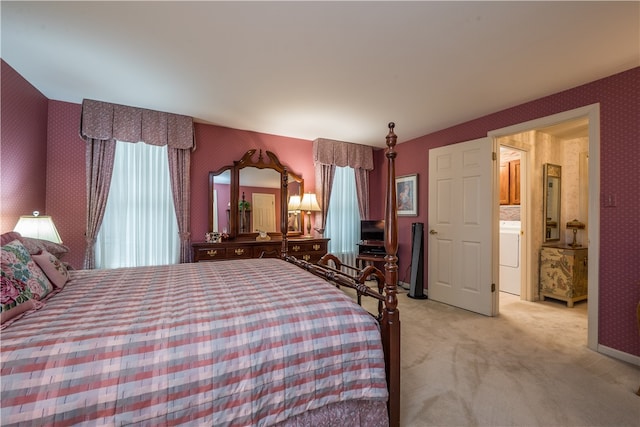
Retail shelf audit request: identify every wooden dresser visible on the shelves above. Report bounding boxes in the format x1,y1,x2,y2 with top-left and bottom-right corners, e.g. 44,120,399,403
192,238,329,263
539,245,588,307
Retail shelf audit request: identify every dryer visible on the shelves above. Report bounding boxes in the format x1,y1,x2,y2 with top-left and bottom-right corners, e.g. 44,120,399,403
500,221,521,295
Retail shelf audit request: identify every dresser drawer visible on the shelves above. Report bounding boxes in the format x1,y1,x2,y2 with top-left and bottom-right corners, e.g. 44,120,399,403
226,246,252,259
193,247,227,261
287,239,328,263
288,241,326,254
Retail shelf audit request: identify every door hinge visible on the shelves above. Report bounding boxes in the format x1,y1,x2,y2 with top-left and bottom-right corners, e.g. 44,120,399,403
492,151,497,161
491,283,496,292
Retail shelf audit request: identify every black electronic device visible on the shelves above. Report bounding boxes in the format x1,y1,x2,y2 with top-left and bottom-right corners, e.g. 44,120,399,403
360,219,384,243
409,222,427,299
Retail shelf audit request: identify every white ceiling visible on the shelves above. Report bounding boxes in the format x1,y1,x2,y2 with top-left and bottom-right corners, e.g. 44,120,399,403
2,1,638,147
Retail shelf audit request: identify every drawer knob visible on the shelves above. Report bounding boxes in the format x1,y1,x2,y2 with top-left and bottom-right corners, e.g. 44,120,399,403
313,244,320,251
206,250,217,257
303,254,311,261
292,245,301,252
234,248,245,255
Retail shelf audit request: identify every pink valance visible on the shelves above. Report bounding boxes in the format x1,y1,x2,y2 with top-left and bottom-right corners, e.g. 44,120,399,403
312,138,373,170
80,99,194,149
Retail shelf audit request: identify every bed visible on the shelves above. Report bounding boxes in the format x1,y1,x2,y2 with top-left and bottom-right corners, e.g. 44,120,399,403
1,123,401,426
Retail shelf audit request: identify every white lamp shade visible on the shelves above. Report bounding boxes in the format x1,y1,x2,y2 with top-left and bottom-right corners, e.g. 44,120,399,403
287,195,301,211
13,212,62,243
299,193,321,212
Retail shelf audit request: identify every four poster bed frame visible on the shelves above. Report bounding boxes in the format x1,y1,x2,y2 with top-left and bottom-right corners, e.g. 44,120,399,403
0,123,401,426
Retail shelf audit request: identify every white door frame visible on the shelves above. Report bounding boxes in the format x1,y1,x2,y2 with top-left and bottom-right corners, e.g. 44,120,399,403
488,103,600,352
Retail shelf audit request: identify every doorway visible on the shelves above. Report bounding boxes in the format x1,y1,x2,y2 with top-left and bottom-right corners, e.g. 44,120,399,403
498,146,524,296
489,104,599,351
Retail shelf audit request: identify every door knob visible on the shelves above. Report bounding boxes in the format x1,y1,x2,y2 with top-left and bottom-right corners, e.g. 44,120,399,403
429,229,438,235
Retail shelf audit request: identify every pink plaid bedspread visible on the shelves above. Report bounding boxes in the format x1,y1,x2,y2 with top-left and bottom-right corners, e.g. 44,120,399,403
1,258,388,426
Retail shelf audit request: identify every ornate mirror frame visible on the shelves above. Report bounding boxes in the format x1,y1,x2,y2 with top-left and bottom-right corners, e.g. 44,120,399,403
208,166,232,237
208,149,303,240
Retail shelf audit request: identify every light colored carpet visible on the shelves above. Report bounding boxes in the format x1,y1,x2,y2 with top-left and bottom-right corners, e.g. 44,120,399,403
352,286,640,426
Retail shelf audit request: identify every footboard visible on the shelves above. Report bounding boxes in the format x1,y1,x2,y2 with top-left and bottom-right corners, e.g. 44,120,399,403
286,253,386,318
283,251,400,427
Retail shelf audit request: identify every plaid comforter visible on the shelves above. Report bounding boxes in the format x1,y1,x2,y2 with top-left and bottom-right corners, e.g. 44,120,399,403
0,258,388,426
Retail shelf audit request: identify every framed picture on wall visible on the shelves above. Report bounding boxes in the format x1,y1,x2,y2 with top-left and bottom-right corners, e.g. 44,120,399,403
396,174,418,216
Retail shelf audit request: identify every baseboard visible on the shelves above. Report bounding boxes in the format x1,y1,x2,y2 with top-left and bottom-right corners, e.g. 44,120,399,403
597,344,640,366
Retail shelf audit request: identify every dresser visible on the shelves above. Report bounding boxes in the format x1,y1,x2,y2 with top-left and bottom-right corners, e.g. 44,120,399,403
192,238,329,263
539,245,588,307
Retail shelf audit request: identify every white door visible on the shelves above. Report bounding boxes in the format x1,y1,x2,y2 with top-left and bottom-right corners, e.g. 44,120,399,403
252,193,276,232
428,138,497,316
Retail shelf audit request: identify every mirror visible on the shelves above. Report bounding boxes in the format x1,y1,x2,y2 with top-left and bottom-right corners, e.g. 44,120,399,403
543,163,561,242
287,174,303,233
238,166,281,233
209,167,231,235
209,150,303,240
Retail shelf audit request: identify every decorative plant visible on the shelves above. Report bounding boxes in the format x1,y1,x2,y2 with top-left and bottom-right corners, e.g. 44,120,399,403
239,200,251,210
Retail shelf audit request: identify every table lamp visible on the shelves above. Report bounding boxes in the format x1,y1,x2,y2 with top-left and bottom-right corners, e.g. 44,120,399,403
13,211,62,243
287,195,301,231
566,219,585,248
298,193,321,237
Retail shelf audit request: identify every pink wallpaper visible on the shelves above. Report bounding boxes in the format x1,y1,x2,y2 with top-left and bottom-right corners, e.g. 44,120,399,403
45,101,86,270
2,57,638,358
0,61,48,232
374,67,639,357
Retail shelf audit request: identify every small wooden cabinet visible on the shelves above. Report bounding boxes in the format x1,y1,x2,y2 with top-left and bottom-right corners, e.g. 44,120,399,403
539,245,588,307
192,238,329,263
500,159,520,205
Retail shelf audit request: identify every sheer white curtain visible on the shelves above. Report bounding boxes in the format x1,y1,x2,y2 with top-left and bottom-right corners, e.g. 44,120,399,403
95,141,179,268
325,166,360,266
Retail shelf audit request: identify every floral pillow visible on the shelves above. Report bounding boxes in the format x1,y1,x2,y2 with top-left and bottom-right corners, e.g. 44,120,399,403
1,239,53,300
1,271,43,326
32,250,69,289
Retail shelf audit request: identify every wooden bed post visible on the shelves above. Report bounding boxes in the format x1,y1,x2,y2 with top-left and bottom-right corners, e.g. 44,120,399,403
383,122,401,427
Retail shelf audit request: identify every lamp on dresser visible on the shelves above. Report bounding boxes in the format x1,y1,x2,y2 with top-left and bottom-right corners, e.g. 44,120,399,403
566,219,585,248
13,211,62,243
287,195,301,232
298,193,321,238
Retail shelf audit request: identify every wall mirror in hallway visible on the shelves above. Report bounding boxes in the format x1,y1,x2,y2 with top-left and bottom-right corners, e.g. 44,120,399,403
543,163,561,242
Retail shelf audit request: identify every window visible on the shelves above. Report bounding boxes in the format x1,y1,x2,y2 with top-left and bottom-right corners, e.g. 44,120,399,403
95,141,179,268
325,166,360,266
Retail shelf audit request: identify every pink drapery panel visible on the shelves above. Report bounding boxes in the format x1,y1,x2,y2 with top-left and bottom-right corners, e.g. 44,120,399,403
354,168,369,220
315,164,336,230
313,138,372,221
168,147,192,263
81,99,195,266
83,138,116,269
80,99,194,149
